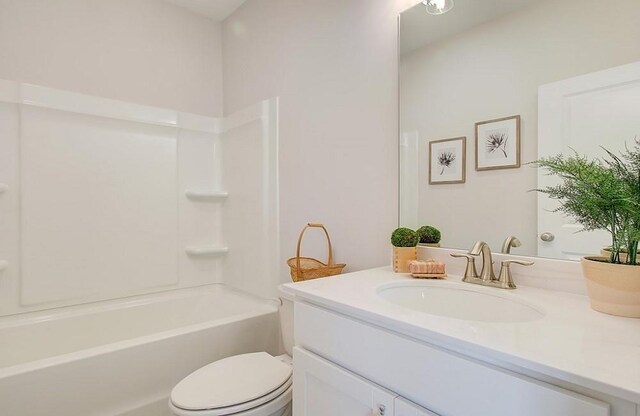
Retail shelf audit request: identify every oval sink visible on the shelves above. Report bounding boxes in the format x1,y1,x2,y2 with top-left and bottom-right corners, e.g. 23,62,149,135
377,283,544,323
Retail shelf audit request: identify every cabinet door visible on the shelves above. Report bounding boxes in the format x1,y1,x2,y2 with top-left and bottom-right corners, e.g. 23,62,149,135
293,347,395,416
395,397,439,416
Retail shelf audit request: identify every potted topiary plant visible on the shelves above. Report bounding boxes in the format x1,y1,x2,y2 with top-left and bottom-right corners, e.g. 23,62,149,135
416,225,442,247
535,141,640,318
391,227,419,273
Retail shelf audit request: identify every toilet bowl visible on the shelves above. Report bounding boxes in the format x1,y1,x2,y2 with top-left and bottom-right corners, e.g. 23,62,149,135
169,290,294,416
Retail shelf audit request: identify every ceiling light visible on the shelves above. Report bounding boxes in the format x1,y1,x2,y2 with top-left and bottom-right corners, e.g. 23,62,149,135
422,0,454,15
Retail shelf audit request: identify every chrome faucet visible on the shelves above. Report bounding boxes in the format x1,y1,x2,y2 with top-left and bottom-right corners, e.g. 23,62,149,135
469,241,496,282
501,236,521,254
450,241,534,289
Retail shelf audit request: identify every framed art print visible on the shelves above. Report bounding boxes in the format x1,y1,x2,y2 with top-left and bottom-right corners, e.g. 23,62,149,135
475,115,521,171
429,137,466,185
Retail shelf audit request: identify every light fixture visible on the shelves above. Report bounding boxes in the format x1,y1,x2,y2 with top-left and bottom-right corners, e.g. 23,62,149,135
422,0,454,15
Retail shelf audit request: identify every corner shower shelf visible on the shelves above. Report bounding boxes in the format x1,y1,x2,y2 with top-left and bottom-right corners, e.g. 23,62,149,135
185,245,229,257
0,261,8,271
185,190,228,202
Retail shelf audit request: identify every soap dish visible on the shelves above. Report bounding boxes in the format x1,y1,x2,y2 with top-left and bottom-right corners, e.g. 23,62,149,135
411,273,447,279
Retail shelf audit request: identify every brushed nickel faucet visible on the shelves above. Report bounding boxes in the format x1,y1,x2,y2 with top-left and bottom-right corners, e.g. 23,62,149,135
497,259,534,289
451,241,534,289
449,253,478,282
501,236,521,254
469,240,496,282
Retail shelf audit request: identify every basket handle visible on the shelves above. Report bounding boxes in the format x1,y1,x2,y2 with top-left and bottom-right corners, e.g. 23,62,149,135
295,223,335,277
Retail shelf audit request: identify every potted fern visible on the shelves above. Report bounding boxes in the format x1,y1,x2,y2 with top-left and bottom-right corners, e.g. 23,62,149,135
535,141,640,318
391,228,419,273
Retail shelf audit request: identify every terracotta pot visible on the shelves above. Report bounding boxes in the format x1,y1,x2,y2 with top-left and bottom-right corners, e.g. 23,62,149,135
392,247,417,273
599,248,640,263
581,256,640,318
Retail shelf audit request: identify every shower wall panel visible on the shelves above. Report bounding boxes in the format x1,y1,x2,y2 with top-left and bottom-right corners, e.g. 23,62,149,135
0,80,279,315
20,107,179,306
0,81,225,315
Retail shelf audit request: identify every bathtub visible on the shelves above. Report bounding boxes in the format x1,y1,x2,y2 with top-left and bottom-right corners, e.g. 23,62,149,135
0,285,280,416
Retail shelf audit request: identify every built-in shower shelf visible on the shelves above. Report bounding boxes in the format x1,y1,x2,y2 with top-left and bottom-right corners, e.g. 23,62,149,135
185,245,229,257
0,183,8,194
185,190,228,202
0,261,8,271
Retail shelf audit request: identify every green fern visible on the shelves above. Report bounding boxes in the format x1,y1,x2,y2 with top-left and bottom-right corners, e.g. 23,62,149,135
534,139,640,265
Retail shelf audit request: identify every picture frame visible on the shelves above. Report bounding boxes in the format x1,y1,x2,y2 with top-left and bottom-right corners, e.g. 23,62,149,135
475,115,521,171
429,136,466,185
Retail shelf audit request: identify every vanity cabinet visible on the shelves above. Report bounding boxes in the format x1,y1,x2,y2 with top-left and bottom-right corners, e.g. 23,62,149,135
395,398,439,416
293,301,635,416
294,346,437,416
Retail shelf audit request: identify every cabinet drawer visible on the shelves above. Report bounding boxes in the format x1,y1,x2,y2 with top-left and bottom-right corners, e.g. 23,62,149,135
295,301,610,416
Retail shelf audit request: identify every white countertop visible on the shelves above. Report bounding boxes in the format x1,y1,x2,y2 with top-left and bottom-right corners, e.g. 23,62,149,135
282,267,640,404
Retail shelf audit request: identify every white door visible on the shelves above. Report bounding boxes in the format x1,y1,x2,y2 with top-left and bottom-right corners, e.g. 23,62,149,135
538,61,640,260
395,397,439,416
293,347,396,416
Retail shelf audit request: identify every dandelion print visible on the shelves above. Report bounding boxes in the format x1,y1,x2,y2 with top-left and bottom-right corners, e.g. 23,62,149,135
486,131,508,158
438,151,455,175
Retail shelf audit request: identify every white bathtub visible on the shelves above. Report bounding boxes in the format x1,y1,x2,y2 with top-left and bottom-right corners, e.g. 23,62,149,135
0,285,280,416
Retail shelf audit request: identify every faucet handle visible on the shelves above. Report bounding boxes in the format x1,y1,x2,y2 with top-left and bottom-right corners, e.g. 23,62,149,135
450,253,474,259
450,253,479,281
497,259,534,289
502,259,534,267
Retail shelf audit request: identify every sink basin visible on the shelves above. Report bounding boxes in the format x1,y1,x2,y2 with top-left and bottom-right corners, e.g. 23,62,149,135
377,283,544,323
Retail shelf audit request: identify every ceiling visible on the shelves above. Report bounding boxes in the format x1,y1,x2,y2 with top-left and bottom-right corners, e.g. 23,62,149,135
164,0,248,22
400,0,536,55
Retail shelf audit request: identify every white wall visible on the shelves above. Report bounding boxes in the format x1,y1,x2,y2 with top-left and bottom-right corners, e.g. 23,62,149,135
223,0,413,282
400,0,640,255
0,0,223,116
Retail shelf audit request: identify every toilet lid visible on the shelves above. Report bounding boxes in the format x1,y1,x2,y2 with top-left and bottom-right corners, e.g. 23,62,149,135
171,352,292,412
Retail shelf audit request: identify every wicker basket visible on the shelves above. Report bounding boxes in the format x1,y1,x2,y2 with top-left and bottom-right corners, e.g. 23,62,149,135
287,223,346,282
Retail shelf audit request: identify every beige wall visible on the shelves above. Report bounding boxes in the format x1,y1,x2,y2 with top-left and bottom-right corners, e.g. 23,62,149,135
0,0,223,116
223,0,413,280
400,0,640,255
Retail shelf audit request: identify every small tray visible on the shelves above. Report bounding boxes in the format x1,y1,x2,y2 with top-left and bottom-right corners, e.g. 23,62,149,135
411,273,447,279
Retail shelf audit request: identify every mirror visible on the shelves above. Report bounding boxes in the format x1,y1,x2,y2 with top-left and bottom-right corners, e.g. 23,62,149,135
399,0,640,260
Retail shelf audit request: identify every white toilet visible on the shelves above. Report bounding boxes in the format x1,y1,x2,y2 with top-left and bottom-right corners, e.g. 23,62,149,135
169,291,294,416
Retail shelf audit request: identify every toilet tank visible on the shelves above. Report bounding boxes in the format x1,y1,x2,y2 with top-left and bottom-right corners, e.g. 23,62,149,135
278,287,294,356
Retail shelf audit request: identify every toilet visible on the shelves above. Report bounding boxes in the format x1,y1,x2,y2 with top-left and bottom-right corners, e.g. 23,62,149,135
169,291,294,416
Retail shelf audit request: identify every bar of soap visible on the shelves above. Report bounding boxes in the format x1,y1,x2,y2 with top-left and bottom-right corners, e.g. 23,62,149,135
408,260,445,274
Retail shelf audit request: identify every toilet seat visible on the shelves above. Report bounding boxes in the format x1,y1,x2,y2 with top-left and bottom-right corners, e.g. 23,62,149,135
169,385,292,416
170,352,292,416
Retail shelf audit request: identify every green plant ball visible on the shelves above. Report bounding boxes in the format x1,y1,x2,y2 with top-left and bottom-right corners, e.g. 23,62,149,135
391,228,419,247
417,225,441,244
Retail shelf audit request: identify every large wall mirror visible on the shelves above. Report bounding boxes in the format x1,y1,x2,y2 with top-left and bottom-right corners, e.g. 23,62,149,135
399,0,640,260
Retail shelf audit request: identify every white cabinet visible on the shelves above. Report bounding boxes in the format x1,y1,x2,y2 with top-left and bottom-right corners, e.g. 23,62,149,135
395,398,439,416
294,347,441,416
293,347,396,416
294,302,622,416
